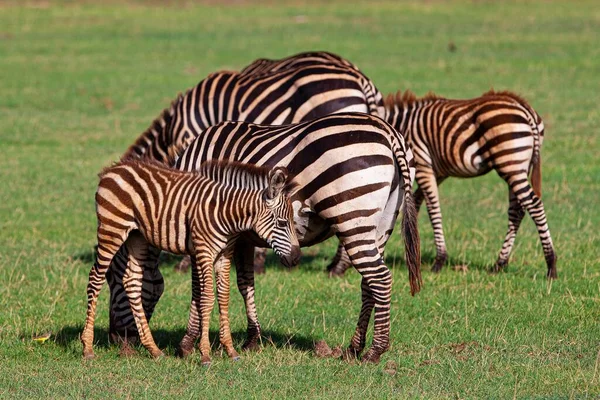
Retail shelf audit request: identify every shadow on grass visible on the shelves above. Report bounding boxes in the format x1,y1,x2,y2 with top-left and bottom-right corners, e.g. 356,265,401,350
420,249,493,274
53,325,316,355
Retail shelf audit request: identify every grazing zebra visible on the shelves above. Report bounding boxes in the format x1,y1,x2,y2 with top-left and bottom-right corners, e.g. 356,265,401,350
107,51,385,343
122,51,383,166
81,159,300,364
330,89,556,278
141,113,420,363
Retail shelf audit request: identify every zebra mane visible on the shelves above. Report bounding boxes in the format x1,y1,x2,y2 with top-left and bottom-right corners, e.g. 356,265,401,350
384,89,444,108
198,160,296,193
120,92,186,163
482,89,533,109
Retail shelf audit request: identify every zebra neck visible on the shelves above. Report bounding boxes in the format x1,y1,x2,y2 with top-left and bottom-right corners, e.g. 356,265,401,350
200,183,261,235
385,104,416,138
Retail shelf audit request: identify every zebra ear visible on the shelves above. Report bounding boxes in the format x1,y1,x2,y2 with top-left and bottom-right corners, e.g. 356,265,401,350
267,167,288,200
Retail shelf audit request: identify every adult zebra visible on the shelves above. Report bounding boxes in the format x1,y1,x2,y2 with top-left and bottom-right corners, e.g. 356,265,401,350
113,113,421,363
328,89,557,278
107,51,385,344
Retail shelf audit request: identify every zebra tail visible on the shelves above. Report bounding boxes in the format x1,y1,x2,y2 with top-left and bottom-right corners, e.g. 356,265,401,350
530,121,542,198
531,153,542,199
402,189,422,296
360,77,385,118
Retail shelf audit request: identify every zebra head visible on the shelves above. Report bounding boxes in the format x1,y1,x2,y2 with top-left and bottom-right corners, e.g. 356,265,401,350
255,167,301,268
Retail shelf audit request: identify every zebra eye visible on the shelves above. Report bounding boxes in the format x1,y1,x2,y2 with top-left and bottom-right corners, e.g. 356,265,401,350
277,219,288,228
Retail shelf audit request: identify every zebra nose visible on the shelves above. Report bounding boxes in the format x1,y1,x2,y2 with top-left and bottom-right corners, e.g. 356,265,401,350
291,246,301,266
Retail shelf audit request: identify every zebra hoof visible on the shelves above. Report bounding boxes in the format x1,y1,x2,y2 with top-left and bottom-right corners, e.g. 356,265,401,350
151,350,165,359
177,344,194,358
341,347,361,362
232,356,241,362
491,260,508,274
83,350,96,360
242,338,260,352
361,350,381,364
201,356,212,367
431,255,447,273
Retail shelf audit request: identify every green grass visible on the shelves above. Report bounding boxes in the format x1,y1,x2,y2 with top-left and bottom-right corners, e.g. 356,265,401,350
1,1,599,398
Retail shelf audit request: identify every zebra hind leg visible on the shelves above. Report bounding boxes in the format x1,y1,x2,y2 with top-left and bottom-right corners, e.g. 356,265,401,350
505,172,557,278
81,226,125,359
493,188,525,273
326,243,352,277
123,232,164,359
342,239,392,363
416,170,448,272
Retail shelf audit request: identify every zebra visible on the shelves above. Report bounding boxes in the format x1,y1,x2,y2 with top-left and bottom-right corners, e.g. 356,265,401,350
107,51,385,344
130,113,421,363
329,89,557,278
121,51,383,166
81,159,300,364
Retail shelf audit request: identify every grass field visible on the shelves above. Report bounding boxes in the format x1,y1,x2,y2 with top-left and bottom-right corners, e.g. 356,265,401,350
1,1,599,398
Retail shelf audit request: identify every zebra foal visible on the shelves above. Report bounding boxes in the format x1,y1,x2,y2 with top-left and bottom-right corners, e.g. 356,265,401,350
81,159,300,363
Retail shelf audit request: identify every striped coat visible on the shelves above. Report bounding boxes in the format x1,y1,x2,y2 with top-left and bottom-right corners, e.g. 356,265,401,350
384,89,556,277
81,159,300,365
155,113,420,363
107,51,386,343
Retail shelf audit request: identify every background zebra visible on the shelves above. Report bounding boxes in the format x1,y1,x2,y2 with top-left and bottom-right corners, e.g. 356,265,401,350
127,113,420,363
107,51,385,344
82,159,300,363
332,89,555,278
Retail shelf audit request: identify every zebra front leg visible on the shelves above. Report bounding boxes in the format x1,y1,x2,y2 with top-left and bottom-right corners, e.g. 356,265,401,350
505,172,557,278
215,252,240,361
178,255,202,358
326,243,352,277
123,233,164,359
416,169,448,272
493,189,526,273
234,241,261,351
81,226,124,359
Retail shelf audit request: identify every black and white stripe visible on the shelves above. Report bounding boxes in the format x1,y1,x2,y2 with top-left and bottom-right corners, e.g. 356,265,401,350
383,89,556,277
108,51,385,342
169,113,420,362
81,160,300,365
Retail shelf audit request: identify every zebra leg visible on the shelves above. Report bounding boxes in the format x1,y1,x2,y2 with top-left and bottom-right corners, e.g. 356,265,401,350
123,232,164,359
108,246,163,354
178,255,201,358
326,243,352,277
416,169,448,272
413,187,425,213
493,189,526,273
196,254,216,366
253,247,267,274
174,255,192,273
81,226,125,359
341,238,392,363
215,252,240,361
234,241,261,351
504,172,557,278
